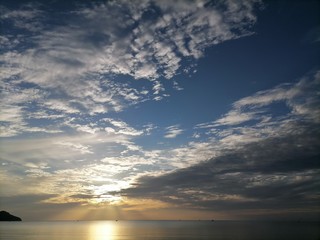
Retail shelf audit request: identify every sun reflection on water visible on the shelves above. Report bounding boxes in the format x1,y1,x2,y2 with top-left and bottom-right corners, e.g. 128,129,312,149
89,222,117,240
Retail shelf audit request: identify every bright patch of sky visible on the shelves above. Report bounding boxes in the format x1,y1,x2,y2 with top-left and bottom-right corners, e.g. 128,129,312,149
0,0,319,220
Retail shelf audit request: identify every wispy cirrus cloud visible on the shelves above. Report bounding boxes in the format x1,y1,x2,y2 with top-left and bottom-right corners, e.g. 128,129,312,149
197,71,320,131
164,125,184,139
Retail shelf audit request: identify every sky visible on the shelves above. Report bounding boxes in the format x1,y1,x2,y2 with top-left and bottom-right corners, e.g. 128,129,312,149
0,0,319,221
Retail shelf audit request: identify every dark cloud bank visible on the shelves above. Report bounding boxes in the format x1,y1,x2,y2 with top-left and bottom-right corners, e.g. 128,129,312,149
121,120,320,220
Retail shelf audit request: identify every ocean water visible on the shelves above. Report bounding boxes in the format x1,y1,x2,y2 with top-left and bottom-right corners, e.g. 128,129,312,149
0,220,319,240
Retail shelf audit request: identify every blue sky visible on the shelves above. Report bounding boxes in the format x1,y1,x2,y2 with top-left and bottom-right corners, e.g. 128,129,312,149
0,0,319,221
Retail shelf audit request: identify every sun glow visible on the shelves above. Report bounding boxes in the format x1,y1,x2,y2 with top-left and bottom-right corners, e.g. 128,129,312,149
88,181,129,205
89,194,122,205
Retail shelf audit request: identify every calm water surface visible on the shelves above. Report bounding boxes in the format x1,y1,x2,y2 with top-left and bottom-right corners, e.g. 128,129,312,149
0,220,319,240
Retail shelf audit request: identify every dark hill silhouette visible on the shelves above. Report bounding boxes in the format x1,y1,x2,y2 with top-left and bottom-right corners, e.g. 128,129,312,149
0,211,22,221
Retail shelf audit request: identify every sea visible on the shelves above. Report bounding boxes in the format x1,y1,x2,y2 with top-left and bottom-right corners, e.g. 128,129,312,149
0,220,319,240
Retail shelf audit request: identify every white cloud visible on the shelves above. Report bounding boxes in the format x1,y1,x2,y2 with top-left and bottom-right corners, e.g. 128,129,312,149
43,99,80,114
164,125,184,139
173,81,184,91
0,130,134,183
0,104,23,123
0,0,262,137
0,0,269,206
103,118,143,136
0,82,50,136
152,81,165,95
1,69,319,214
0,3,44,32
194,71,320,152
55,141,93,155
214,110,257,126
199,71,320,133
233,83,298,109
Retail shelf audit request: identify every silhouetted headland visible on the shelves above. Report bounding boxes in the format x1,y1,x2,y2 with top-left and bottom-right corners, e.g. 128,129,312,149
0,211,22,221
